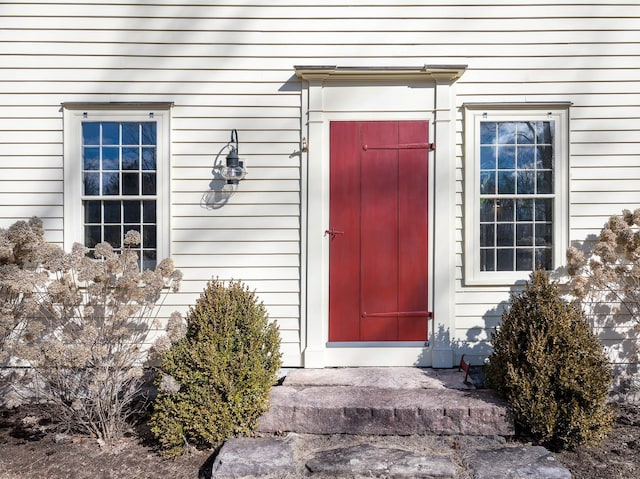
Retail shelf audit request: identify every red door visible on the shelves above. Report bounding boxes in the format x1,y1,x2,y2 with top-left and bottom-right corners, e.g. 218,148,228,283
329,121,430,342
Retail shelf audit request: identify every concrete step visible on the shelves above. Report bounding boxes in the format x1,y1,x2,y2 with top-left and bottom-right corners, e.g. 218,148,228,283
257,367,514,437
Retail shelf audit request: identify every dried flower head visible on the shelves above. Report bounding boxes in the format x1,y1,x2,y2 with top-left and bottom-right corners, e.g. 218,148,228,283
166,311,186,343
123,230,141,246
600,228,617,245
608,215,628,235
94,241,114,259
155,258,174,278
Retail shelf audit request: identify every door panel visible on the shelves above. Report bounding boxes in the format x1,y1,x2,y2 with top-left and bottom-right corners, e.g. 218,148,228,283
328,122,361,341
329,121,429,342
360,122,399,340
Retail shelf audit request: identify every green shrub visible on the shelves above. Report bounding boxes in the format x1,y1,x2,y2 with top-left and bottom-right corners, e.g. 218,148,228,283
486,269,614,449
150,279,282,458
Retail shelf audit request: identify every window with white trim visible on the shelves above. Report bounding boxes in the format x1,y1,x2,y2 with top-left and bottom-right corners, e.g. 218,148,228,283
63,105,171,270
464,104,569,285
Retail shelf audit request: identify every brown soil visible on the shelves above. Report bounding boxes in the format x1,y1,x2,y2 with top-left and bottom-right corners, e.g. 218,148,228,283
0,405,215,479
551,403,640,479
0,403,638,478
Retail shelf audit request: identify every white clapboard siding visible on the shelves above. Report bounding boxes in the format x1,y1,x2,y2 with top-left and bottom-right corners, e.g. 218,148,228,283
2,1,640,368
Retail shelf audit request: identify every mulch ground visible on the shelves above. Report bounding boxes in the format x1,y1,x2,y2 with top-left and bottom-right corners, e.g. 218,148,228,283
0,405,214,479
551,403,640,479
0,403,638,478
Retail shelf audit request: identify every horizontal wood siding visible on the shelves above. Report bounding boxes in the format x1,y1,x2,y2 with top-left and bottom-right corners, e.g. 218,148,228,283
1,1,639,368
449,2,640,370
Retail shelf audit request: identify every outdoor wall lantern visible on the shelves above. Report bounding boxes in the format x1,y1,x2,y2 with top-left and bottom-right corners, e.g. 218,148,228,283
220,129,247,184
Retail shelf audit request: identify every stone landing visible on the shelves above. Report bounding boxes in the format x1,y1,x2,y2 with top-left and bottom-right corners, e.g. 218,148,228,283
208,369,574,478
257,367,514,437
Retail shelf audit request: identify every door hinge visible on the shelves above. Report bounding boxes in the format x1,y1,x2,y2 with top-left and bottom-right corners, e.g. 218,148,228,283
362,142,435,151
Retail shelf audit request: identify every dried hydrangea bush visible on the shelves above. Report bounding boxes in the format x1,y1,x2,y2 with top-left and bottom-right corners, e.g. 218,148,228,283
0,217,183,444
567,209,640,313
566,208,640,398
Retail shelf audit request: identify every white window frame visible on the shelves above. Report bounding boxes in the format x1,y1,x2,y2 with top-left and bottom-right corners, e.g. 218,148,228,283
62,103,172,262
463,103,570,286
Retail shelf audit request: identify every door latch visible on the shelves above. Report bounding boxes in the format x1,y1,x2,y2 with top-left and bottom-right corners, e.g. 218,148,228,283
325,228,344,239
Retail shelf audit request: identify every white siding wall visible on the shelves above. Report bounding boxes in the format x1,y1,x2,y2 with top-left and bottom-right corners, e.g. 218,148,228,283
1,0,639,369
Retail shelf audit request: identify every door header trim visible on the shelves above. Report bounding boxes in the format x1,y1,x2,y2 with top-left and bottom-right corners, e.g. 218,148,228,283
294,65,467,82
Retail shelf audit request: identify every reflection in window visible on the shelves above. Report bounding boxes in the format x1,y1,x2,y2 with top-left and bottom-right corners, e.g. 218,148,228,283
81,121,158,270
479,121,554,271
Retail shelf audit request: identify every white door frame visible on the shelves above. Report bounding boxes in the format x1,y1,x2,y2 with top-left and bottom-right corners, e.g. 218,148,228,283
296,65,466,368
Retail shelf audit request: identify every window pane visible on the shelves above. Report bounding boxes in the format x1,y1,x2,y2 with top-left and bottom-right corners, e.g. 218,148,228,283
124,224,141,238
516,249,533,271
497,171,515,194
497,249,514,271
82,123,100,145
480,122,496,144
516,122,535,144
143,250,157,271
535,223,553,246
85,226,101,248
496,199,514,222
85,201,101,223
143,225,157,248
480,171,495,194
480,146,496,169
496,224,514,246
103,201,121,223
122,147,139,170
516,223,533,246
481,249,495,272
122,123,140,145
480,224,494,247
102,172,120,195
142,173,156,195
142,148,156,170
142,122,156,145
83,147,100,170
83,172,100,195
535,248,552,270
497,146,515,169
537,171,553,194
535,199,553,222
143,200,156,223
103,225,121,248
536,121,553,144
537,145,553,169
124,201,141,223
122,173,139,195
517,171,535,194
480,199,495,222
102,147,120,170
102,122,119,145
497,122,516,144
517,145,535,169
516,199,534,221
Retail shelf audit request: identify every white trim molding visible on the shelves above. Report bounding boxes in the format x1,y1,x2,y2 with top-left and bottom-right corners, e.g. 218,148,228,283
62,102,172,261
463,102,571,286
297,65,465,368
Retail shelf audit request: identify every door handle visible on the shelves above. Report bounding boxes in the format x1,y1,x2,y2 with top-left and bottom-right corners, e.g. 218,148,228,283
325,228,344,239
